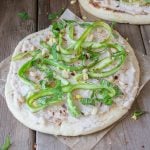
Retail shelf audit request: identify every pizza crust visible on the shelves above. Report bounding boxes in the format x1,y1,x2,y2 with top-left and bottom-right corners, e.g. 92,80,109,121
5,26,140,136
79,0,150,24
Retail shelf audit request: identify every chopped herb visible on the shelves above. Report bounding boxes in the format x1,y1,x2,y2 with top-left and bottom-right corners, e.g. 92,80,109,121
80,98,95,106
51,21,66,37
48,8,65,21
18,12,30,20
0,136,11,150
131,110,146,120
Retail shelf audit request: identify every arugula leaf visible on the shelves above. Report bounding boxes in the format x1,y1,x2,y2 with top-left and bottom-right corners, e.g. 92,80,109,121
67,93,81,117
131,110,146,120
48,8,65,21
0,136,11,150
18,12,30,20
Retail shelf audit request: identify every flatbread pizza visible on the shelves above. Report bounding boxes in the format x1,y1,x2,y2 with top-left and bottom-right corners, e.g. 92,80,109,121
5,19,140,136
79,0,150,24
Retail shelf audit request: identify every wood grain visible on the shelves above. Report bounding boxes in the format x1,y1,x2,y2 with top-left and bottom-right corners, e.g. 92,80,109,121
0,0,37,149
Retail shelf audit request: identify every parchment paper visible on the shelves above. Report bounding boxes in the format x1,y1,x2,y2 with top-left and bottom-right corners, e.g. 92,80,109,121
0,9,150,150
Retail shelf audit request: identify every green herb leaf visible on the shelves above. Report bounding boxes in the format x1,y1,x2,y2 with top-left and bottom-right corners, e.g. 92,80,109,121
48,8,65,21
39,80,47,89
131,110,146,120
80,98,95,106
0,136,11,150
18,12,30,20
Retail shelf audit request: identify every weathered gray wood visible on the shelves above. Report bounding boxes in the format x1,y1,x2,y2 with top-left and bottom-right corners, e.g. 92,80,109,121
0,0,36,149
140,25,150,55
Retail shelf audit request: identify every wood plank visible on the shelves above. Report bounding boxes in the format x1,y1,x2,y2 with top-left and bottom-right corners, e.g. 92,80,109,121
0,0,37,149
140,25,150,55
38,0,67,30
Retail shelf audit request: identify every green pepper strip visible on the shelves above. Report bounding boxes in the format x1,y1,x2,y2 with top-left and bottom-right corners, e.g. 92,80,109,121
26,80,62,112
88,43,127,78
18,60,39,88
67,93,81,117
74,21,112,55
12,49,41,61
43,58,83,71
89,57,114,71
26,88,62,112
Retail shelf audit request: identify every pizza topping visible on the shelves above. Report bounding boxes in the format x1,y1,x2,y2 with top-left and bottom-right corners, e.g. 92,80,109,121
90,0,150,15
13,20,127,117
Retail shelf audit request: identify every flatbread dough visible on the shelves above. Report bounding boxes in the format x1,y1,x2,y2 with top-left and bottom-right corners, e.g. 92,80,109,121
5,22,140,136
79,0,150,24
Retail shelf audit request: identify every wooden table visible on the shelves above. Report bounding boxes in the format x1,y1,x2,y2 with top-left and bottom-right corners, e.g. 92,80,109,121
0,0,150,150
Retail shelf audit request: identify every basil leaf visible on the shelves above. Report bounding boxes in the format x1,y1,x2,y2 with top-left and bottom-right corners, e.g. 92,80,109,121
67,93,81,117
18,12,30,20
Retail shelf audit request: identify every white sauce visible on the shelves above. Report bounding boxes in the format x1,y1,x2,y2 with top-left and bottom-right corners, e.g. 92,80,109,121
92,0,150,15
10,24,137,124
